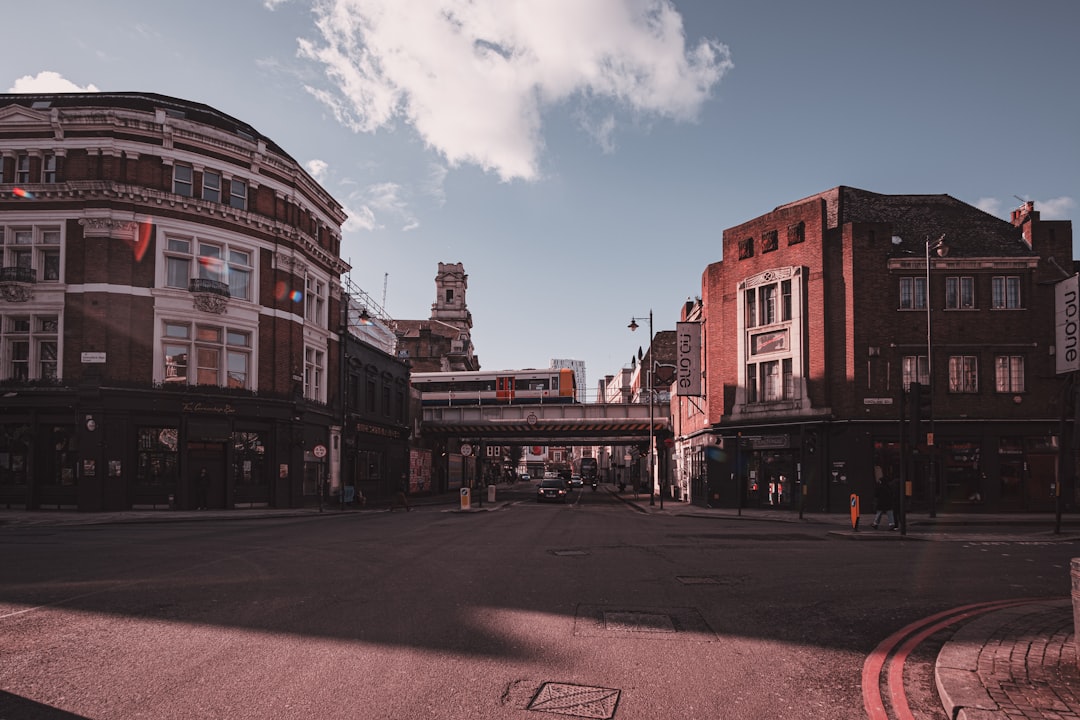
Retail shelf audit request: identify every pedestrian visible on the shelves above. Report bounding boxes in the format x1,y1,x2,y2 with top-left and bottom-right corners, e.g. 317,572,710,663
870,474,896,530
968,471,985,503
390,476,410,512
195,468,209,510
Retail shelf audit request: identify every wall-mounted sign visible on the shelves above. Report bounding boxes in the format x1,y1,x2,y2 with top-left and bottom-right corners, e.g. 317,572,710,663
750,329,788,355
1055,274,1079,374
81,352,106,364
676,322,702,397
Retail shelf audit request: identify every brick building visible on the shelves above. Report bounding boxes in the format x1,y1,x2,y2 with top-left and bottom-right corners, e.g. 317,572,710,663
677,186,1074,513
0,92,348,511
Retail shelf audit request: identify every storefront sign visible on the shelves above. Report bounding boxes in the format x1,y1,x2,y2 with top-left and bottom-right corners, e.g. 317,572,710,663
1055,274,1080,374
676,321,702,397
354,422,401,438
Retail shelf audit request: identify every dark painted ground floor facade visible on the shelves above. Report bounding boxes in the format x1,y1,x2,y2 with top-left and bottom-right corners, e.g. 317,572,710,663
686,418,1075,515
0,385,337,511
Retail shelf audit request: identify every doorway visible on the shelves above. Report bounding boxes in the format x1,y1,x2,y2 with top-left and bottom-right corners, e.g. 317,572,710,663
188,443,226,510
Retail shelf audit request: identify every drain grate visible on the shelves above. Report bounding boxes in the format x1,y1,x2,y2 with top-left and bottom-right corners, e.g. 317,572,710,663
528,682,620,719
551,549,590,556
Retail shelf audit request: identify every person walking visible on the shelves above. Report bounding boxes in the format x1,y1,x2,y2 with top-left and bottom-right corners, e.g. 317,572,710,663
870,474,896,530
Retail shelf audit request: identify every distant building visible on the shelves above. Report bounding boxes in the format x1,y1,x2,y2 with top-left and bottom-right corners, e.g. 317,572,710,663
394,262,479,372
550,358,585,401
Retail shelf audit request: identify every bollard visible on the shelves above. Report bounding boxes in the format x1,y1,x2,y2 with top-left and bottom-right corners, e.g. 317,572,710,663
487,484,496,503
1072,558,1080,671
460,487,471,511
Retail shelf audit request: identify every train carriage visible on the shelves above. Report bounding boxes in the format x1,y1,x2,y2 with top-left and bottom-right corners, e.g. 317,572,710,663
411,368,576,405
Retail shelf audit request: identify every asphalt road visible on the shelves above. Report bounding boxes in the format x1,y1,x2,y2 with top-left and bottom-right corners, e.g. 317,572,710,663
1,484,1073,720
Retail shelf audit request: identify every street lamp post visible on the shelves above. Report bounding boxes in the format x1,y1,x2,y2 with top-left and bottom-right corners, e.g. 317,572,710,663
926,234,947,518
629,311,656,507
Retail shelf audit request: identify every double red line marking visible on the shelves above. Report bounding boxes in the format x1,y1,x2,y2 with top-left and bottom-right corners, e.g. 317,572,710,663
861,597,1044,720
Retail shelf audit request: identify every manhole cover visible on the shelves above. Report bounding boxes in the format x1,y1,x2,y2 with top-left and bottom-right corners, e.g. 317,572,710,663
603,611,676,633
528,682,620,719
675,575,720,585
573,604,717,641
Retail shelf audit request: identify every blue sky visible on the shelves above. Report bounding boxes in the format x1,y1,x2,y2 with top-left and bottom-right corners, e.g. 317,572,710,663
5,0,1078,399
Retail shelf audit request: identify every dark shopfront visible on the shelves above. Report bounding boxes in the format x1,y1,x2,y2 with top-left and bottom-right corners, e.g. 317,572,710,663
698,421,1073,514
341,420,410,505
700,432,820,511
0,387,332,512
872,426,1069,513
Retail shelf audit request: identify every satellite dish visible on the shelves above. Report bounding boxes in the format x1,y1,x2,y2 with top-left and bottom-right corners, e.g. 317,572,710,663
891,236,903,245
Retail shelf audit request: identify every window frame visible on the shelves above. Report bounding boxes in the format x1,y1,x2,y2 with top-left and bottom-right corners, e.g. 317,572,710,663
945,275,975,310
15,154,30,184
1,313,59,381
202,169,221,203
900,276,927,310
902,355,929,389
161,234,254,301
41,153,57,183
173,164,193,197
994,355,1025,393
160,320,252,389
304,346,325,401
991,275,1021,309
228,177,247,210
1,225,63,282
948,355,979,393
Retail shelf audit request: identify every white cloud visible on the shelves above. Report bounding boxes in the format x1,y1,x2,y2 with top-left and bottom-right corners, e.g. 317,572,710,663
306,158,329,182
297,0,732,181
342,181,419,233
1034,196,1076,220
978,195,1076,221
342,203,376,232
975,197,1002,217
423,163,449,206
8,71,100,94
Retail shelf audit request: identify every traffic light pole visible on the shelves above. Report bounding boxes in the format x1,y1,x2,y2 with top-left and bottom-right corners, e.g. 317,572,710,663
898,386,907,535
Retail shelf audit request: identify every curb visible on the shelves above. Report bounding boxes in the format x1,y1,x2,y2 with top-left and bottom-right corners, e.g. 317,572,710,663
935,599,1076,720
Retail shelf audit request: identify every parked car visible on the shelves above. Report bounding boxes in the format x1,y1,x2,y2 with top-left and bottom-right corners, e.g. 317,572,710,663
519,473,530,481
570,474,583,488
537,478,570,503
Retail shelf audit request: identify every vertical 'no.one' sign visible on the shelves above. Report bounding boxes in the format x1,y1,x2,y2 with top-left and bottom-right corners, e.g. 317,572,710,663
1055,274,1080,375
676,321,702,397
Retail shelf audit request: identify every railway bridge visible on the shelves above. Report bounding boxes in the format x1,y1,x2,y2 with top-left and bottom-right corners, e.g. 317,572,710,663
420,402,671,445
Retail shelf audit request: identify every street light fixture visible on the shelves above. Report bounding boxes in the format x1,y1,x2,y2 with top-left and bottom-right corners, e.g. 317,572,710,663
925,234,948,518
629,311,657,507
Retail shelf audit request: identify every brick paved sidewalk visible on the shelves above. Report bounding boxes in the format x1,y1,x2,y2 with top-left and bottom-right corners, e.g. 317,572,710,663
936,599,1080,720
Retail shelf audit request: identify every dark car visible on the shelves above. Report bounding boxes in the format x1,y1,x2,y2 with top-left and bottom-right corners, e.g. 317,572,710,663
536,478,570,503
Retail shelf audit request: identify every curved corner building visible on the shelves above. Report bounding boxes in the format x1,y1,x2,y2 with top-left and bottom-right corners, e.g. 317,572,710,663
0,92,348,511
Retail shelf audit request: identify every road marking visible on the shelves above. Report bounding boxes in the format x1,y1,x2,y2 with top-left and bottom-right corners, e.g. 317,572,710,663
861,597,1045,720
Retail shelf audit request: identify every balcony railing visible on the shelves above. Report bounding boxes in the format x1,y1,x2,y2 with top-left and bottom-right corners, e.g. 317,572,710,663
0,266,36,284
188,278,230,297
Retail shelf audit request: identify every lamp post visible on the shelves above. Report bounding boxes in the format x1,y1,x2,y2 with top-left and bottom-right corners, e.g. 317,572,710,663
925,234,947,518
629,311,656,506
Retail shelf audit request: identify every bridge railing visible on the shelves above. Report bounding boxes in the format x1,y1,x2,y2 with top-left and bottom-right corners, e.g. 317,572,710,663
422,401,667,423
